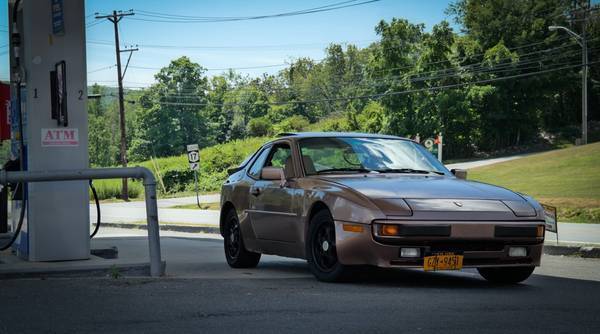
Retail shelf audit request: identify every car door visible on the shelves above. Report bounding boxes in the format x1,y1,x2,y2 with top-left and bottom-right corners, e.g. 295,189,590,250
247,142,300,243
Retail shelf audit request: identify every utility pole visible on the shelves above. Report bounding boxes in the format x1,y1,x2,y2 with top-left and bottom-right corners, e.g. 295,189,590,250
95,10,137,200
548,0,594,145
581,0,590,145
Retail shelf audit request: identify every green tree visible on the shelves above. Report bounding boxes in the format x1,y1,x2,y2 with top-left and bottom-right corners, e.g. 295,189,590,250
371,18,424,136
88,84,119,166
131,57,210,160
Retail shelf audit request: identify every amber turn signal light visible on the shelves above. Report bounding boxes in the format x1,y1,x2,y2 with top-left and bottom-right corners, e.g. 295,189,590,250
536,225,545,238
342,224,364,233
380,224,399,236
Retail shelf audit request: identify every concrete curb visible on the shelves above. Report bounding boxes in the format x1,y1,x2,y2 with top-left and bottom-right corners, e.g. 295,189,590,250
543,244,600,258
102,222,220,235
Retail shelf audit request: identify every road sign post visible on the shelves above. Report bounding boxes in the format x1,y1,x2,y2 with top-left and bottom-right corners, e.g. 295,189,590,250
423,134,443,162
187,144,200,208
542,203,559,245
437,133,443,162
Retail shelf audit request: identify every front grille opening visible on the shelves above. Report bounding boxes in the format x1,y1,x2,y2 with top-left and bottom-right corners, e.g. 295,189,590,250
429,241,506,253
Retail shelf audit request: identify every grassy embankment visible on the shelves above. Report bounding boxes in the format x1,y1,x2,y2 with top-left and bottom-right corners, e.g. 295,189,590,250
469,142,600,223
91,136,269,200
91,116,346,201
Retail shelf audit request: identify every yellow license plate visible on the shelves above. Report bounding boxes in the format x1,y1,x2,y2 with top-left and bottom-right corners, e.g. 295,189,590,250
423,253,464,271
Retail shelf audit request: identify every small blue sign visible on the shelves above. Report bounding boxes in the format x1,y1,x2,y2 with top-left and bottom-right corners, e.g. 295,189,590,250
51,0,65,35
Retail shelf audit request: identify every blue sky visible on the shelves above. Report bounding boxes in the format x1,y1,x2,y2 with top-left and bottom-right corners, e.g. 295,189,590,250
84,0,455,88
2,1,600,86
1,0,455,86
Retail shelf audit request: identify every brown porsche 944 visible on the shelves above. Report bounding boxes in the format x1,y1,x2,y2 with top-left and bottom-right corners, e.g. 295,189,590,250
220,133,546,283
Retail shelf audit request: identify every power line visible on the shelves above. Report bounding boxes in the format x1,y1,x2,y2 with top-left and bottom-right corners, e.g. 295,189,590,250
86,34,580,85
86,19,104,29
89,36,597,95
148,58,588,100
88,64,117,73
140,61,598,108
86,36,584,81
130,0,380,23
134,0,363,19
87,39,376,50
111,42,594,94
129,63,290,72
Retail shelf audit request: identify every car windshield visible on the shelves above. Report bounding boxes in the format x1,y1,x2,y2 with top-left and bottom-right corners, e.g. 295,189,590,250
299,137,448,176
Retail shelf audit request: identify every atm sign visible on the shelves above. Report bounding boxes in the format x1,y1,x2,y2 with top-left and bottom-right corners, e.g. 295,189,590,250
41,128,79,147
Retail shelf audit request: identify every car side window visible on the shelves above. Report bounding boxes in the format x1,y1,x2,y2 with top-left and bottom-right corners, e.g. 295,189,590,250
266,144,291,169
248,147,271,179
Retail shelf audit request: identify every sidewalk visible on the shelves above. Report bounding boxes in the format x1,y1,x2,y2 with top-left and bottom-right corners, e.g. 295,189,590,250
94,194,220,225
544,223,600,245
445,153,530,170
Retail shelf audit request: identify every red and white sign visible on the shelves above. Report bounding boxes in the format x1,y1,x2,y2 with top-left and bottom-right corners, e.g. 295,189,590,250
41,128,79,147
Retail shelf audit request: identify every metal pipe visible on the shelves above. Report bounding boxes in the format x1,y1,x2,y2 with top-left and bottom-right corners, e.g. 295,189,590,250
0,167,163,277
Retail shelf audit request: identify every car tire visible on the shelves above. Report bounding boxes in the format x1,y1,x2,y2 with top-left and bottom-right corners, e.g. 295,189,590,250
223,209,261,268
306,209,350,282
477,266,535,284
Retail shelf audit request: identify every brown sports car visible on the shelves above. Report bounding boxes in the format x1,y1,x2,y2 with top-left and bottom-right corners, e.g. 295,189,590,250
220,133,546,283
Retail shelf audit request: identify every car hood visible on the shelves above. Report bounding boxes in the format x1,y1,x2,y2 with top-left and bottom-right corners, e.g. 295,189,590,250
316,174,537,220
318,174,523,200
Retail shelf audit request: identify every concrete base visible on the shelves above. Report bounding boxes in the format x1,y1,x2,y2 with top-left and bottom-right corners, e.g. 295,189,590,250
0,242,166,279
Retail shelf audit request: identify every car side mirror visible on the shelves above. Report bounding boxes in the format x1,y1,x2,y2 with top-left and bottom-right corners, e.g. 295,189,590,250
451,168,467,180
261,167,287,187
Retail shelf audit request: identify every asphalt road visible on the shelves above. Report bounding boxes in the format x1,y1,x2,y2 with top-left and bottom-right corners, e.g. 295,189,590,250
1,230,599,334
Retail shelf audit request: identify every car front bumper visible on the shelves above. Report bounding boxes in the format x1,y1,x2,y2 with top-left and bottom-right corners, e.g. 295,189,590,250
334,220,545,268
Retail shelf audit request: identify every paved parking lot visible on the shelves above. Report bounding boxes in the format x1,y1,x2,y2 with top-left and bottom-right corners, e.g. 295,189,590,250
1,229,599,333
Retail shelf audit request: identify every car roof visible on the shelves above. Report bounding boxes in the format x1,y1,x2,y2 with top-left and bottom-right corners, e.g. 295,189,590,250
275,132,408,141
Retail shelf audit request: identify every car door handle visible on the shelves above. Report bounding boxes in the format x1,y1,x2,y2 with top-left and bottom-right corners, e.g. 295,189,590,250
251,187,261,196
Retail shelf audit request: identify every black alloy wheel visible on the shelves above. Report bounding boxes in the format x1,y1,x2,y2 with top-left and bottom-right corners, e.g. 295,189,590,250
312,219,338,272
223,209,261,268
306,209,351,282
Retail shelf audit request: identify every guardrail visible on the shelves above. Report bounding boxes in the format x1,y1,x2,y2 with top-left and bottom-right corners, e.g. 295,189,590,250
0,167,163,277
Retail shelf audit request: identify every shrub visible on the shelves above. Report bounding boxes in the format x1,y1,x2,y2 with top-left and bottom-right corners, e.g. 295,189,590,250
134,136,269,195
307,115,349,132
247,117,273,137
90,179,143,200
162,168,195,193
274,115,310,133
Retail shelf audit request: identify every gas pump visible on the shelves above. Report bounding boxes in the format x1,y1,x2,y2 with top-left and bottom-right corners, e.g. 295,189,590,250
1,0,91,261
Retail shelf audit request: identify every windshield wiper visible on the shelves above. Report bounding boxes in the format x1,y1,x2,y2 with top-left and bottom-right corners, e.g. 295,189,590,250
315,167,374,174
375,168,445,175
